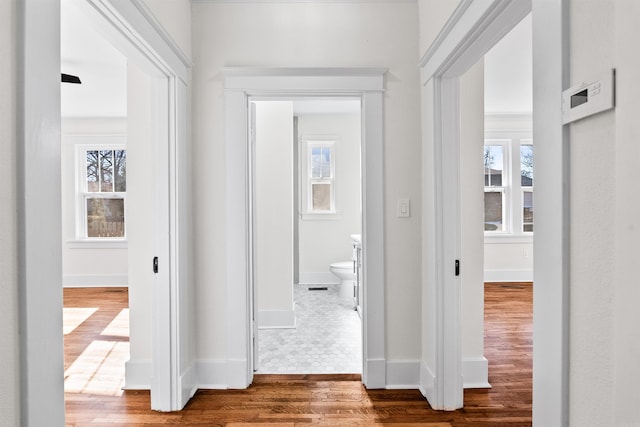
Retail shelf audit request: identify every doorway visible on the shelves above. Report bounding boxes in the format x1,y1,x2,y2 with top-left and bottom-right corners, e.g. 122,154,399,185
223,67,386,389
60,0,131,397
419,1,568,423
250,98,363,374
19,0,192,422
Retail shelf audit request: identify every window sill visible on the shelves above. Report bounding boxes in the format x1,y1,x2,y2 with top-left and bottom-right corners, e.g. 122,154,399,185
484,234,533,244
66,239,128,249
300,212,343,221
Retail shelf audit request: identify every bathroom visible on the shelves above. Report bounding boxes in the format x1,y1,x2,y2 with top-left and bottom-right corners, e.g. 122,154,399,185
253,99,362,374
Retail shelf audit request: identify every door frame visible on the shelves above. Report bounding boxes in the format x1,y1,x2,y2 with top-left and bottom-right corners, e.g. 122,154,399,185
223,67,387,389
419,0,569,424
248,95,363,373
18,0,192,422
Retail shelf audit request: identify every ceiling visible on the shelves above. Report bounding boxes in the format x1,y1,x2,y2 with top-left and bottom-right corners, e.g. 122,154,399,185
61,0,127,118
484,14,532,114
61,3,531,118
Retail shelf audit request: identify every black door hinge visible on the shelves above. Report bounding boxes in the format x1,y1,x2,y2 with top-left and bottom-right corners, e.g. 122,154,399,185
153,256,159,274
455,259,460,276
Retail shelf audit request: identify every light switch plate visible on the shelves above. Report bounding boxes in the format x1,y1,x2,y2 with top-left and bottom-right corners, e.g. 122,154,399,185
397,198,410,218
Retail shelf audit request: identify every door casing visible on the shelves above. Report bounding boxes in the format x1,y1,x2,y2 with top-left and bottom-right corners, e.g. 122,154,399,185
419,0,569,425
223,68,387,389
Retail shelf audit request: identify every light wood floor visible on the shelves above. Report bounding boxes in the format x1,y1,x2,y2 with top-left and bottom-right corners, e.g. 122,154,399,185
64,283,532,426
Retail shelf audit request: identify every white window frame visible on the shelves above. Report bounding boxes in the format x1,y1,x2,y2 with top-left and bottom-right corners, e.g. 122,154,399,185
484,140,510,234
484,136,533,241
520,140,534,233
75,142,127,242
299,136,338,218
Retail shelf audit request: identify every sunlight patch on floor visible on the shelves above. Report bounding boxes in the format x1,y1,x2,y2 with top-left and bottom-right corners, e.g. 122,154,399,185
101,308,129,338
63,307,98,335
64,340,129,396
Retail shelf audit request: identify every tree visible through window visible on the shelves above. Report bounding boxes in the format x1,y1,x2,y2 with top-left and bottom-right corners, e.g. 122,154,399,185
84,149,126,238
484,145,505,231
521,145,534,232
309,144,335,212
483,139,534,235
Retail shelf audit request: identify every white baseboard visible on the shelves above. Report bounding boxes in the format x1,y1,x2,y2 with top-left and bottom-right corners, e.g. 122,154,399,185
299,272,339,285
419,361,437,404
226,359,252,389
258,309,296,329
463,357,491,389
124,359,152,390
63,274,128,288
364,358,386,389
179,364,198,407
484,269,533,282
195,359,229,389
385,360,420,389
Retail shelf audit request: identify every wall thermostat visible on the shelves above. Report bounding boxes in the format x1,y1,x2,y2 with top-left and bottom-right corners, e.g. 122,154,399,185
562,69,615,124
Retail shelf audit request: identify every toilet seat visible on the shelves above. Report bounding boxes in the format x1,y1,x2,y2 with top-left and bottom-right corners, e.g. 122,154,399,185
330,261,352,270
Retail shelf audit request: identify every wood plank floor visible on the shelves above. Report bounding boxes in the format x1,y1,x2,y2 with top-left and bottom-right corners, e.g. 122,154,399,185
64,283,532,426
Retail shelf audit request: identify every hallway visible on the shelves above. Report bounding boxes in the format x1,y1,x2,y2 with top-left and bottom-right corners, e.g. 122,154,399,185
63,282,532,425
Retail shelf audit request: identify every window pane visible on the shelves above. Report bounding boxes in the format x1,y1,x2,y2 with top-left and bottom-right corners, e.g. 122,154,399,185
99,150,114,192
320,147,331,177
114,150,127,192
521,145,534,186
523,190,534,232
311,147,321,178
484,191,503,231
86,150,99,192
312,183,331,211
86,198,125,238
484,146,503,186
311,146,332,179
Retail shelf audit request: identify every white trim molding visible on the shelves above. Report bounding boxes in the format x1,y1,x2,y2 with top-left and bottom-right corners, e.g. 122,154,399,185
484,269,533,283
386,360,421,389
299,272,339,285
224,67,387,390
462,357,491,389
124,359,153,390
63,274,128,288
258,310,296,329
419,361,437,403
195,359,228,389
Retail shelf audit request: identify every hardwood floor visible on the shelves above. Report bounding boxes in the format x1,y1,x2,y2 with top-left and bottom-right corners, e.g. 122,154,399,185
64,283,532,426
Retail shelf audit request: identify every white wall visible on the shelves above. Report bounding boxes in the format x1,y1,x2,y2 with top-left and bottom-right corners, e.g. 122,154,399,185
124,63,154,387
192,1,421,365
255,101,295,327
459,60,488,386
142,0,191,60
569,0,640,425
297,113,361,282
61,118,129,287
418,0,460,56
612,2,640,424
0,0,19,424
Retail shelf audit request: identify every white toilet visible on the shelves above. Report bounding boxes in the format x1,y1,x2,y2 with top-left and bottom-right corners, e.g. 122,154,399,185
330,261,355,300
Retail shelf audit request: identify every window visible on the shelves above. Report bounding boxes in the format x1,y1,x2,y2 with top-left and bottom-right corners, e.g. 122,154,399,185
521,144,534,232
310,145,334,211
300,139,337,216
484,138,533,235
484,144,506,231
78,147,127,239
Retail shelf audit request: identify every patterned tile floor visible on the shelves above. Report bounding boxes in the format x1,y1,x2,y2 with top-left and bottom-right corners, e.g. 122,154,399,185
257,283,362,374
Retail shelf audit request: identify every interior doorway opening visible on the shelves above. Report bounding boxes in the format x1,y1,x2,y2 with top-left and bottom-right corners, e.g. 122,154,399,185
60,0,131,398
222,67,386,389
250,98,363,375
